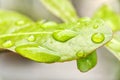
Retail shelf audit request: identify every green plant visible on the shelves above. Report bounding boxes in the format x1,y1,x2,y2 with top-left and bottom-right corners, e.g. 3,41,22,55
0,0,119,73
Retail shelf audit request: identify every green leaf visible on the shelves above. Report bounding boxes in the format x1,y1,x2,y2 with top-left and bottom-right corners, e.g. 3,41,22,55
77,51,97,72
106,32,120,60
0,10,112,63
15,43,60,63
40,0,98,71
40,0,78,22
93,5,120,31
0,10,35,35
39,0,98,71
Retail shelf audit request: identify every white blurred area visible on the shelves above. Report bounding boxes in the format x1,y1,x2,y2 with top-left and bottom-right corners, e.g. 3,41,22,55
0,0,120,80
72,0,120,17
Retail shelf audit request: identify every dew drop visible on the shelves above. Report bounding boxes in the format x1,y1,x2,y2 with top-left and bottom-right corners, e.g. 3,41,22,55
3,40,13,48
42,21,58,28
76,50,86,58
93,25,99,29
27,35,35,42
52,30,77,42
91,33,105,43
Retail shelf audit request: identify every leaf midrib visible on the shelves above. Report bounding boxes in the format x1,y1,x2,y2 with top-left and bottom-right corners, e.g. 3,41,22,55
0,32,52,38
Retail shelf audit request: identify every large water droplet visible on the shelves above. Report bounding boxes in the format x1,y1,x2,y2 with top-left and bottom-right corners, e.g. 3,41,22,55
3,40,13,48
52,30,77,42
27,35,35,42
91,33,105,43
76,50,86,58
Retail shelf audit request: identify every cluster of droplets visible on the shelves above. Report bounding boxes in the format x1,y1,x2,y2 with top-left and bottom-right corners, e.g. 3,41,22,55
2,21,105,62
75,24,105,57
2,35,36,48
52,23,105,58
91,24,105,44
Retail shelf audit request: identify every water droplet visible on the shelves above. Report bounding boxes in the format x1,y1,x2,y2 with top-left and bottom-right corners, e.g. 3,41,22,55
42,21,58,28
3,40,13,48
52,30,77,42
93,25,99,29
91,33,105,43
76,50,86,58
27,35,35,42
15,20,25,25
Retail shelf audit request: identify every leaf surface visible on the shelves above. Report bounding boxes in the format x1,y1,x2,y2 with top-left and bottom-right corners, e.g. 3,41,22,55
0,10,34,35
39,0,99,72
0,11,112,63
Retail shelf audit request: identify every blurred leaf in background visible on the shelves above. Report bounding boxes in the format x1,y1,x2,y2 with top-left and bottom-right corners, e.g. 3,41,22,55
40,0,78,22
94,5,120,32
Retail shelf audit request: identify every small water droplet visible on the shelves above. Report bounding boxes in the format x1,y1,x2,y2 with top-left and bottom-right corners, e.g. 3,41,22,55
42,21,58,28
15,20,25,25
76,50,86,58
27,35,35,42
52,30,77,42
3,40,13,48
93,25,99,29
91,33,105,43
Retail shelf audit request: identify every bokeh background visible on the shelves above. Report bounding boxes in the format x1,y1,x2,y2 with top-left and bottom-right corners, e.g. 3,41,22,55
0,0,120,80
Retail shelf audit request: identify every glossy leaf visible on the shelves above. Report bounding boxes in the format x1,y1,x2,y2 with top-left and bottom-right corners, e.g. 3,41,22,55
93,5,120,31
40,0,78,22
77,51,97,72
0,10,112,63
40,0,98,72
